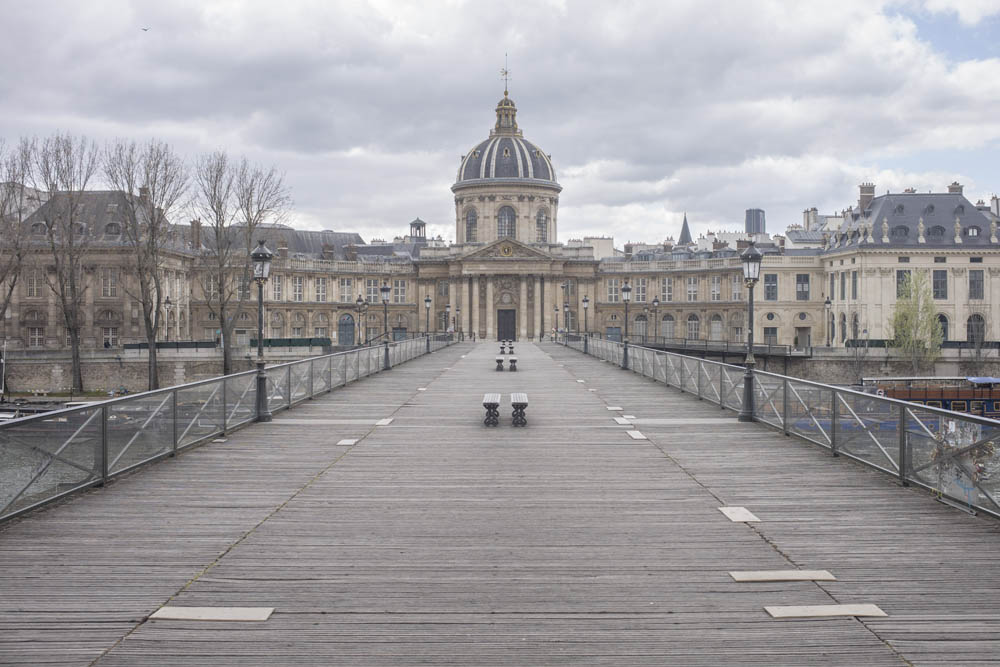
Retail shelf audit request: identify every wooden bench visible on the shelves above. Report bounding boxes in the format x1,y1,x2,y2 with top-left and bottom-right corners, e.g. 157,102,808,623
511,392,528,426
508,356,518,371
495,356,505,371
483,393,500,426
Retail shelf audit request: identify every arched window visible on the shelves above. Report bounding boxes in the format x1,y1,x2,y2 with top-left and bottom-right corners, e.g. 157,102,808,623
535,209,548,243
851,314,859,340
662,314,675,339
686,313,700,340
891,225,908,238
497,206,516,238
100,309,117,322
928,225,946,239
710,314,723,340
104,222,121,235
938,314,948,341
634,314,647,340
465,209,478,242
967,314,986,345
840,313,847,343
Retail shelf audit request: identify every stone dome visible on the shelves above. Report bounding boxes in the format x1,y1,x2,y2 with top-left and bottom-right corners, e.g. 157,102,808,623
454,92,559,188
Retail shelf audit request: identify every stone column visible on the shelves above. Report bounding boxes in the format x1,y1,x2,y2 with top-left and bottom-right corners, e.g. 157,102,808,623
472,275,480,338
543,276,554,338
534,275,542,340
519,276,528,340
464,277,472,335
485,278,495,339
449,278,457,334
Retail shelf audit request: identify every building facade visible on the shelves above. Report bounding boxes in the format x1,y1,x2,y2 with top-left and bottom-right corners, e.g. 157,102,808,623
3,94,999,355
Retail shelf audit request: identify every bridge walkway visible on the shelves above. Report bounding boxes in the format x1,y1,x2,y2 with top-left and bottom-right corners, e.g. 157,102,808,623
1,341,998,665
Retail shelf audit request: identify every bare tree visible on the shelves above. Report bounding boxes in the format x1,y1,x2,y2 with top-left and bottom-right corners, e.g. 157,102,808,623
191,152,289,375
103,139,188,390
0,138,35,330
891,270,943,375
30,133,100,392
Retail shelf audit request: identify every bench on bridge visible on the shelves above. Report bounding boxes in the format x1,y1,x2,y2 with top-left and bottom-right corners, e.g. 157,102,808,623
495,356,505,371
511,392,528,426
508,356,518,371
483,393,500,426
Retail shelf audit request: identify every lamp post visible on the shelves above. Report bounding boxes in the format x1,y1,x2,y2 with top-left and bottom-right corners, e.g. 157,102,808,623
250,239,273,422
355,295,365,346
651,296,659,343
643,306,649,344
582,295,590,354
738,240,762,422
445,303,451,339
824,296,832,347
380,282,391,370
621,279,632,369
163,296,172,342
554,303,559,341
563,302,569,345
456,305,462,341
424,295,432,352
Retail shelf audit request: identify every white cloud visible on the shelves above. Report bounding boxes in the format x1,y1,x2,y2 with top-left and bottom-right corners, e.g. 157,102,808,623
922,0,1000,24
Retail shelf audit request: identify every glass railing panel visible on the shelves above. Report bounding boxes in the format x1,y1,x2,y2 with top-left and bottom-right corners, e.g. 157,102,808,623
752,373,784,429
266,366,288,412
288,361,311,404
907,407,1000,513
225,372,258,428
701,362,722,405
312,356,332,395
720,365,744,411
176,379,225,448
0,406,103,520
834,391,899,473
783,380,832,449
107,392,175,474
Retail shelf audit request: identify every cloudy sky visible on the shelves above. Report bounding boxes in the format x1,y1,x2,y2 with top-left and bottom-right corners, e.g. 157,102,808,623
4,0,1000,247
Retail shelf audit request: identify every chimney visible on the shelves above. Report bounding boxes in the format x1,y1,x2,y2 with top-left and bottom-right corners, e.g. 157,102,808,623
189,219,201,250
277,236,288,258
321,243,335,260
992,195,1000,217
858,182,875,212
903,187,916,194
948,181,963,194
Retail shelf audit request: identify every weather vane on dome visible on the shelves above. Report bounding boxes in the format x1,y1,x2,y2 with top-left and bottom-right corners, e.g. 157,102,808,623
500,54,511,95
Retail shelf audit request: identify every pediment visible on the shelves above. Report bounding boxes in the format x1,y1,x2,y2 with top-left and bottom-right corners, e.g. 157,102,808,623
462,239,553,261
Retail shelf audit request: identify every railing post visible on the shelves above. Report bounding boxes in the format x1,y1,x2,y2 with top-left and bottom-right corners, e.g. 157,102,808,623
329,354,334,392
898,403,909,486
697,360,703,400
221,377,228,436
830,390,839,457
782,377,789,436
287,365,292,408
308,359,315,399
100,404,109,486
719,365,725,410
171,391,178,456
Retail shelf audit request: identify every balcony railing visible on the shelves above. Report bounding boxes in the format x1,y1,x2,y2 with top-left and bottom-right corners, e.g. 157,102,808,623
565,336,1000,519
0,335,454,524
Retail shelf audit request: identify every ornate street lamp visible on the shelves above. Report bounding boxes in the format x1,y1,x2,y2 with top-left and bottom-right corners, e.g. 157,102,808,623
582,295,590,354
380,281,391,370
563,302,570,345
643,306,649,344
652,296,659,342
621,279,632,369
163,296,172,342
445,303,451,339
424,294,432,352
738,240,762,422
250,240,273,422
456,305,462,341
554,303,559,341
355,295,366,346
824,296,832,347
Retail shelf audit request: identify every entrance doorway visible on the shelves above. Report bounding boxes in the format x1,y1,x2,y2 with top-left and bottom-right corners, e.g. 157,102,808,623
338,314,355,346
497,309,516,340
794,327,811,350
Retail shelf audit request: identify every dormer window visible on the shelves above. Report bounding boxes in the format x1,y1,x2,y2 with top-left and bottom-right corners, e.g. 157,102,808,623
104,222,121,235
966,226,980,237
955,205,965,215
929,225,945,238
31,222,46,235
503,147,510,157
894,204,904,214
891,225,909,238
924,204,934,215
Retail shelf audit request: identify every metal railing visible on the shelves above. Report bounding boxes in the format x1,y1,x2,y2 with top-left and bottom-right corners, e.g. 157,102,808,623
0,335,453,524
565,335,1000,519
575,332,809,357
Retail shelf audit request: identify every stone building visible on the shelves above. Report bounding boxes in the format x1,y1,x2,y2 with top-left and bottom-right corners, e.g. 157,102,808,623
3,93,999,355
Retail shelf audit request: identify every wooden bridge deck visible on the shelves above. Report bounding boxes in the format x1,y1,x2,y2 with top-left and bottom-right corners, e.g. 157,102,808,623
2,341,1000,665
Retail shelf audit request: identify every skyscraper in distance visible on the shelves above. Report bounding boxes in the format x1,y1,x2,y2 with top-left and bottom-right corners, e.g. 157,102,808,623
745,208,765,234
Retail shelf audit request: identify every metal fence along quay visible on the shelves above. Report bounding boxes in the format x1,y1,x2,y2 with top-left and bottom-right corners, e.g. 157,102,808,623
565,334,1000,519
0,335,453,523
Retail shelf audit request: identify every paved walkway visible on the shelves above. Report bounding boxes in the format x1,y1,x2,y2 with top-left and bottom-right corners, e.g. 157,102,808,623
2,342,1000,665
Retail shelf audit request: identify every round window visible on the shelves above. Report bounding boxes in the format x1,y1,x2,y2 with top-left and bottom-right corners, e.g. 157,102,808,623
766,312,775,321
798,312,807,321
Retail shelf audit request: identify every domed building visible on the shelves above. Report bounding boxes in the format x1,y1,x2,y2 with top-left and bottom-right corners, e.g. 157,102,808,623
452,91,561,245
415,90,599,341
